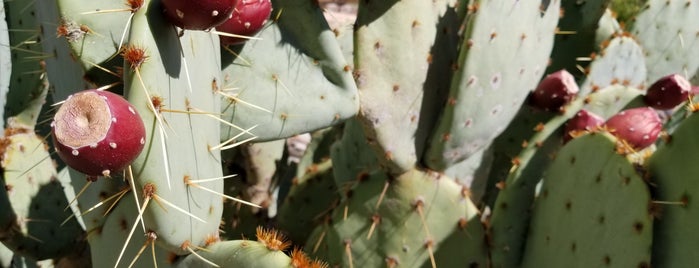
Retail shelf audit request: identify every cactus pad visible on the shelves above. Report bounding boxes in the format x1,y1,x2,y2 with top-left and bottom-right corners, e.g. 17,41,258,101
521,132,652,267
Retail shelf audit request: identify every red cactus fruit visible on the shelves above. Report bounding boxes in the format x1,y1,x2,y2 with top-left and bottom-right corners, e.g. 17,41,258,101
564,109,604,142
644,74,691,110
216,0,272,45
530,69,579,111
51,90,146,177
691,85,699,96
162,0,238,30
604,107,662,150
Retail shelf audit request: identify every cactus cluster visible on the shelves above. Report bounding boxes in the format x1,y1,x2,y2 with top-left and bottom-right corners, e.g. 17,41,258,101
3,0,699,267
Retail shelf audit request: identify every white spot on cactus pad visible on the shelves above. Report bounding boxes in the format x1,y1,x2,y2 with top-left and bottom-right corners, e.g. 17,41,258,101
176,9,184,19
444,140,485,162
212,10,219,16
491,105,502,116
128,107,136,115
467,75,478,87
464,118,473,128
491,73,502,90
140,137,145,145
109,142,117,149
72,150,79,156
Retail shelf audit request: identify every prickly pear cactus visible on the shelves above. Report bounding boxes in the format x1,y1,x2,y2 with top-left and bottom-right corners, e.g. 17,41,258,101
352,0,460,174
521,132,652,267
122,0,224,254
220,0,359,142
8,0,699,266
307,169,487,267
424,0,560,171
55,0,133,71
648,111,699,267
632,0,699,82
0,129,85,260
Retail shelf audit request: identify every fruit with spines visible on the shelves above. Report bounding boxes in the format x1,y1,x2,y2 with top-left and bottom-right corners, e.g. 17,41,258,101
161,0,237,30
644,74,691,110
51,89,146,177
604,107,662,150
530,69,580,112
217,0,272,45
564,109,604,142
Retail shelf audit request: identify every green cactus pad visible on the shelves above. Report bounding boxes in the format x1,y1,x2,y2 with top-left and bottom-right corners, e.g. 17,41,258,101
424,0,560,171
488,84,641,267
2,0,48,128
443,145,494,204
352,0,460,174
220,0,358,142
85,195,173,268
595,9,622,46
579,36,646,95
35,0,90,101
648,111,699,267
307,169,487,267
330,118,381,190
277,159,339,245
633,0,699,82
55,0,132,70
176,240,292,267
124,0,224,254
0,131,85,260
583,84,645,117
521,133,652,268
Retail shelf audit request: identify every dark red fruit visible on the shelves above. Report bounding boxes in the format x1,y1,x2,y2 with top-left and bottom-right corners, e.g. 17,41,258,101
52,90,146,177
644,74,691,110
604,107,662,150
564,109,604,142
216,0,272,45
162,0,237,30
530,69,579,111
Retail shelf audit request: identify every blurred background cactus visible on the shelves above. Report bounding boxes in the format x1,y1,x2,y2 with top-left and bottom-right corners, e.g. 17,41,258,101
3,0,699,267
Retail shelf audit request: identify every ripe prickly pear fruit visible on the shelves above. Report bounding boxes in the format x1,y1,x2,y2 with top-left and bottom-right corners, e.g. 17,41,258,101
564,109,604,142
216,0,272,45
51,90,146,177
529,69,579,111
162,0,237,30
644,74,691,110
691,85,699,96
604,107,662,150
